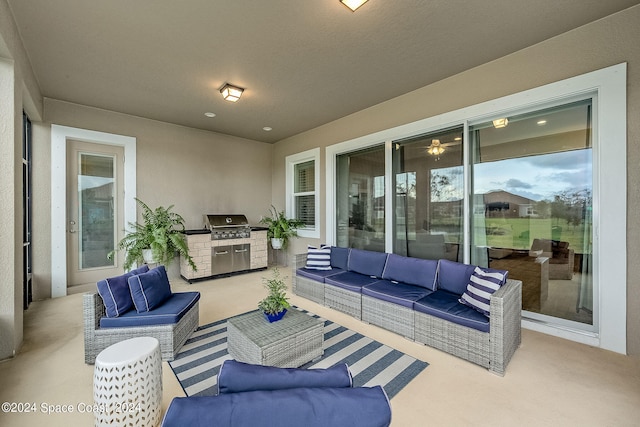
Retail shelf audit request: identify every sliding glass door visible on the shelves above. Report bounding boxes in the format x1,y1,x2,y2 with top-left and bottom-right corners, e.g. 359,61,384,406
392,127,464,262
470,99,593,327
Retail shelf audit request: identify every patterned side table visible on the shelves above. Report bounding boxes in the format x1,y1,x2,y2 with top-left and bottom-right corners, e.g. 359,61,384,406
93,337,163,427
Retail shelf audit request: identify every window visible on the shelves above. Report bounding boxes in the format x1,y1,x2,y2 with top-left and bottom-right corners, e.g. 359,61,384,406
286,148,320,238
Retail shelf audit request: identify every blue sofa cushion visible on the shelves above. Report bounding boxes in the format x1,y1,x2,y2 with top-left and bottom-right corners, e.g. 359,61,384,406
297,267,345,282
331,246,350,270
306,245,332,270
325,271,380,293
348,249,388,278
97,265,149,317
459,266,507,317
217,360,352,394
161,386,392,427
362,280,433,309
128,265,172,313
437,259,476,295
414,290,490,333
100,291,200,328
381,254,438,290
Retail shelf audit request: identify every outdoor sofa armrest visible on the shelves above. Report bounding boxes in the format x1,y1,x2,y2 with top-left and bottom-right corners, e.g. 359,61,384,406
489,278,522,375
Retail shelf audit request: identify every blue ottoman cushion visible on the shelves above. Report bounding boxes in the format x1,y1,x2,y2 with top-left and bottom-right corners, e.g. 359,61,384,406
161,386,391,427
217,360,352,394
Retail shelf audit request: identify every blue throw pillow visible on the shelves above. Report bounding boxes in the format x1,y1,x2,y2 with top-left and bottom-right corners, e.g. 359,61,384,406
96,264,149,317
459,266,508,317
128,265,172,313
306,245,332,270
217,360,353,394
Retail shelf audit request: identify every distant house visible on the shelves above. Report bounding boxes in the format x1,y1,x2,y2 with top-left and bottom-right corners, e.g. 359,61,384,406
477,190,537,218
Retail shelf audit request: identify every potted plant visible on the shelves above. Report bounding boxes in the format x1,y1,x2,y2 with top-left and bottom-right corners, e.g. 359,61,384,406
108,198,197,272
259,205,305,249
257,268,291,322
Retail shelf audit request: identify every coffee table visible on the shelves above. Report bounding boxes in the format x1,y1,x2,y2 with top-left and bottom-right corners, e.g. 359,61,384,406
227,309,324,368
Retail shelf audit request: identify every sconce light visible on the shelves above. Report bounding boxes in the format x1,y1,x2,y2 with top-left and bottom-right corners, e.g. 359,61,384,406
340,0,369,12
220,83,244,102
492,118,509,128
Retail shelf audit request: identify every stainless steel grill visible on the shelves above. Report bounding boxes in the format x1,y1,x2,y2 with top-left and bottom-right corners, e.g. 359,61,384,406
204,214,251,275
204,214,251,240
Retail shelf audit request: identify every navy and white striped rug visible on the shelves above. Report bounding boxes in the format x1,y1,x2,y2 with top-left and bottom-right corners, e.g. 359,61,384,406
169,308,428,399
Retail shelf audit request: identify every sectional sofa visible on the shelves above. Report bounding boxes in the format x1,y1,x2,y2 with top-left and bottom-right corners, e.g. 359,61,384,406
293,247,522,375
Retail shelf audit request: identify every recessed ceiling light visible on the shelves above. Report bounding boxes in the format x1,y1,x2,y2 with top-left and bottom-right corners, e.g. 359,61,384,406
537,120,547,125
263,127,273,131
204,112,216,118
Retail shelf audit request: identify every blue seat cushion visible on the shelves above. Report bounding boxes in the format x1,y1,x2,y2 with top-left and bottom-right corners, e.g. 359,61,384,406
324,271,380,293
218,360,352,394
97,265,149,317
361,280,432,309
330,246,350,270
381,254,438,290
437,259,476,295
348,248,388,278
100,291,200,328
414,290,490,333
162,386,392,427
128,265,172,312
297,267,345,283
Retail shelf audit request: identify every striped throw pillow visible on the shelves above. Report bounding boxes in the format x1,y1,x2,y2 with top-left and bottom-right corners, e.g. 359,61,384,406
459,266,507,317
306,245,332,270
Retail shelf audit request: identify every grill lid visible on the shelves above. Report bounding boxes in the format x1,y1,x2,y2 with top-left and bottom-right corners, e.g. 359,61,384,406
204,214,249,229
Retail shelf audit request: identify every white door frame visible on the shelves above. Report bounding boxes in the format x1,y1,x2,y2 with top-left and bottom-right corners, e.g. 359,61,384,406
51,125,136,298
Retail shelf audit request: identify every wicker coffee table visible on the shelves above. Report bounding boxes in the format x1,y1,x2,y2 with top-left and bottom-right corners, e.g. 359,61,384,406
227,309,324,368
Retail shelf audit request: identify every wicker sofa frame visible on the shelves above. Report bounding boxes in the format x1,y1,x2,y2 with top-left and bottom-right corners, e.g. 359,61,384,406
292,252,522,376
83,292,199,364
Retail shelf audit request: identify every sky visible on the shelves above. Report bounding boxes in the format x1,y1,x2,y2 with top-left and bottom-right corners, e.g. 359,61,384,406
431,148,592,202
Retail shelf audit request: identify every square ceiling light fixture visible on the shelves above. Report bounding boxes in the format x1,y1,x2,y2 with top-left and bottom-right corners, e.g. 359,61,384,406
492,118,509,128
340,0,369,12
220,83,244,102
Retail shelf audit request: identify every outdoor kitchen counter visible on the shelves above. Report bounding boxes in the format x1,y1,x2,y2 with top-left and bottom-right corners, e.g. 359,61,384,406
180,228,268,282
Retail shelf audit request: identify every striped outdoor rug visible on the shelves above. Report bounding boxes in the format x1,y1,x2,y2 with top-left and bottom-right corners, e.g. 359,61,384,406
168,308,428,399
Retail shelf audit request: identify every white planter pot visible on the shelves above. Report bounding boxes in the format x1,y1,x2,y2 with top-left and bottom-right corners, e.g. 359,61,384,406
142,249,157,264
270,238,283,250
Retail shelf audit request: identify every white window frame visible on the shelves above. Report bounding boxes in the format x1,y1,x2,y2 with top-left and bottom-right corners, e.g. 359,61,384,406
286,148,320,238
325,63,627,354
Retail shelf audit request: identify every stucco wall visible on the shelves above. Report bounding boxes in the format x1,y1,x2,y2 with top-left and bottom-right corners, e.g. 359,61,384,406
31,100,273,298
272,6,640,355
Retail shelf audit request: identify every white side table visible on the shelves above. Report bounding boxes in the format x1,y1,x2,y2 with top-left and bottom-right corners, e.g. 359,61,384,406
93,337,162,427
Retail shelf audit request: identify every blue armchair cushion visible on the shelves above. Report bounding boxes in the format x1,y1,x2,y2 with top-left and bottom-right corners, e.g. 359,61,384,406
459,266,507,317
362,280,432,309
414,290,490,333
330,246,350,270
381,254,438,290
437,259,476,295
217,360,352,394
97,265,149,317
306,245,332,270
348,249,388,278
100,291,200,328
161,386,391,427
128,265,172,313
